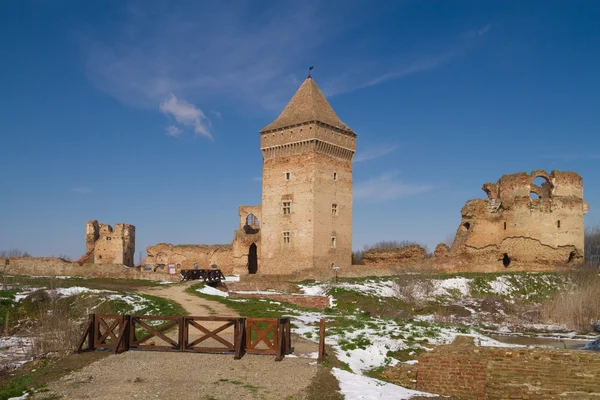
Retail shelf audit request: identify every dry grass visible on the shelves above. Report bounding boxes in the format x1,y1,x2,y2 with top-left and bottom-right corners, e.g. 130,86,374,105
541,267,600,332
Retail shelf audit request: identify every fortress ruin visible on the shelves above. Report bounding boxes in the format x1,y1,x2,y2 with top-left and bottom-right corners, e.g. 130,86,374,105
79,220,135,267
143,76,355,277
450,170,589,267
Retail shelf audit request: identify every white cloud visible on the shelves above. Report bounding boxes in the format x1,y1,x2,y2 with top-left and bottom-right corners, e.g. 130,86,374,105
165,125,182,137
160,94,212,139
354,172,432,202
71,187,92,194
354,144,398,163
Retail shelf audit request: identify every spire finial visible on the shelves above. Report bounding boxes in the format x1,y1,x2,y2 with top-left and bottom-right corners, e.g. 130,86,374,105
308,65,314,78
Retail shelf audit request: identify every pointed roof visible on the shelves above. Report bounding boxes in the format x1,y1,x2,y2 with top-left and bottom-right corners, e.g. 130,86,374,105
260,77,355,134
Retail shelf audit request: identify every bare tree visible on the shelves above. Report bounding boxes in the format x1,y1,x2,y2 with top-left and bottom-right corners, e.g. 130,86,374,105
0,249,31,258
585,225,600,267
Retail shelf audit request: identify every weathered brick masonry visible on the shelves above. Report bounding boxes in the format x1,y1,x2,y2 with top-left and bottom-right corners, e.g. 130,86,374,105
417,336,600,400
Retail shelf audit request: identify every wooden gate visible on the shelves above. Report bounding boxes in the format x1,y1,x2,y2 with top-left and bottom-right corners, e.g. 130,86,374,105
78,314,292,360
129,315,182,351
182,316,240,353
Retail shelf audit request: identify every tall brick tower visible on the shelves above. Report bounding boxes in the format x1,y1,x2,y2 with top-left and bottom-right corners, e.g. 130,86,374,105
258,76,356,275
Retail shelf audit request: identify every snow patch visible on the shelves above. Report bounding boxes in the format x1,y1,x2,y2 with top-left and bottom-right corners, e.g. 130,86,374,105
332,368,437,399
197,286,229,297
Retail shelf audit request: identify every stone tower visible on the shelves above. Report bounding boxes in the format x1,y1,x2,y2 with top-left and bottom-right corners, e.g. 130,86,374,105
258,76,356,275
84,220,136,266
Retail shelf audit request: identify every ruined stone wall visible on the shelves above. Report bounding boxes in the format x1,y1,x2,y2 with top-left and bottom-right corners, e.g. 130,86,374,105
1,257,168,281
451,170,589,270
362,245,427,266
143,243,233,274
83,220,135,267
417,336,600,400
232,205,261,275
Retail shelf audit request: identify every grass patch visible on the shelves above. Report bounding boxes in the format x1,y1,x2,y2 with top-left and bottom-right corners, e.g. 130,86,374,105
0,352,108,400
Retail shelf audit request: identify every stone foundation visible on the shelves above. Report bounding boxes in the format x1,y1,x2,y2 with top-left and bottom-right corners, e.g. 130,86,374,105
416,336,600,400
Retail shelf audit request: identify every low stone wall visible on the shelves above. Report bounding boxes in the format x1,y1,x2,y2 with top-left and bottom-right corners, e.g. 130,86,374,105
416,336,600,400
228,293,330,309
2,257,170,281
226,282,301,293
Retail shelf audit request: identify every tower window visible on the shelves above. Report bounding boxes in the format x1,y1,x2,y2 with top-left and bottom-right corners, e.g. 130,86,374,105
282,201,292,215
332,204,338,216
285,172,291,180
282,231,290,245
333,172,337,180
557,220,561,228
504,222,507,230
107,237,111,241
331,236,337,248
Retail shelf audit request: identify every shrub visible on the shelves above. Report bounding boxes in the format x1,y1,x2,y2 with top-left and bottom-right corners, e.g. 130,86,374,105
585,225,600,267
541,267,600,332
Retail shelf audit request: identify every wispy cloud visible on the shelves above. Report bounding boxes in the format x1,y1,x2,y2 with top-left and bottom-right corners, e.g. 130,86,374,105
165,125,182,137
71,186,92,194
354,172,432,202
160,94,212,138
354,143,398,163
323,24,492,97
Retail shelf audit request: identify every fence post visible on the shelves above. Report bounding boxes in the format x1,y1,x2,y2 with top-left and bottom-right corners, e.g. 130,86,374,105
89,313,96,351
179,316,186,352
76,314,94,353
234,318,246,360
318,318,326,363
275,319,285,361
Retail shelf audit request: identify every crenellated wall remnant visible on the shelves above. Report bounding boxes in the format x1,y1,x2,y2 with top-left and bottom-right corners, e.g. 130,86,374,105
451,170,589,268
79,220,135,267
362,244,427,266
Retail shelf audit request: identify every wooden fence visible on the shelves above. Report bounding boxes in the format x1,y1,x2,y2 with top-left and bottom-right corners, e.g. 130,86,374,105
77,314,292,361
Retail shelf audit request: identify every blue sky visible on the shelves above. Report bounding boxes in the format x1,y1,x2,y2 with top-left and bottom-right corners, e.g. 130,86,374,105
1,1,599,260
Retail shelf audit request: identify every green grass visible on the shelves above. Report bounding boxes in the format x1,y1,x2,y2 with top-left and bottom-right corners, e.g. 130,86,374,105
0,360,50,400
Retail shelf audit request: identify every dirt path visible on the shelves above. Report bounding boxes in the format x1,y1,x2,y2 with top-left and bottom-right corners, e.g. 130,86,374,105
39,281,322,400
138,282,238,317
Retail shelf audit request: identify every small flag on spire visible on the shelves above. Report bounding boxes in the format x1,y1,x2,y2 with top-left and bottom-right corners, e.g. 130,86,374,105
308,66,314,77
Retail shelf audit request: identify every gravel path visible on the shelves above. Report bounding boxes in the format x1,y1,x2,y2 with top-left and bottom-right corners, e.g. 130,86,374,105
39,282,321,400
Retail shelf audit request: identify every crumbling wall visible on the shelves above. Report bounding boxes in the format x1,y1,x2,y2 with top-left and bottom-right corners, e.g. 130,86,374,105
232,205,261,275
451,170,589,269
417,336,600,400
362,245,427,266
143,243,233,274
81,220,135,267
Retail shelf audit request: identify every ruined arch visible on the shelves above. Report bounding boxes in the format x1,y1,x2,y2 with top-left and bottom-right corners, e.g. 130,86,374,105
248,243,258,274
531,175,553,199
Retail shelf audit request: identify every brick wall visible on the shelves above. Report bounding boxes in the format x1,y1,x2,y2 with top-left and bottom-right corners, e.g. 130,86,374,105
417,336,600,399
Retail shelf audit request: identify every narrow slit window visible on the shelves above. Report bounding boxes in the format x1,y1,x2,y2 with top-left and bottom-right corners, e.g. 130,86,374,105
282,231,290,245
557,220,561,228
331,236,337,248
285,172,291,181
333,172,337,181
282,201,291,215
504,222,507,230
332,204,338,216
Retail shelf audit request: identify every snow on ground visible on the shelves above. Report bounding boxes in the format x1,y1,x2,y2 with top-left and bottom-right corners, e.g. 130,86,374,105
299,284,328,296
7,393,30,400
332,368,437,399
224,275,240,282
197,286,229,297
0,336,33,371
432,277,471,297
51,287,109,297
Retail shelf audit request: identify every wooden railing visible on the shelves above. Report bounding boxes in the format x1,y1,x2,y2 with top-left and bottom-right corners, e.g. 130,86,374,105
77,314,292,361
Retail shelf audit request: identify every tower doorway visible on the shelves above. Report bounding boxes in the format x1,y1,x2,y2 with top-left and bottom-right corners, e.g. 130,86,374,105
248,243,258,274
